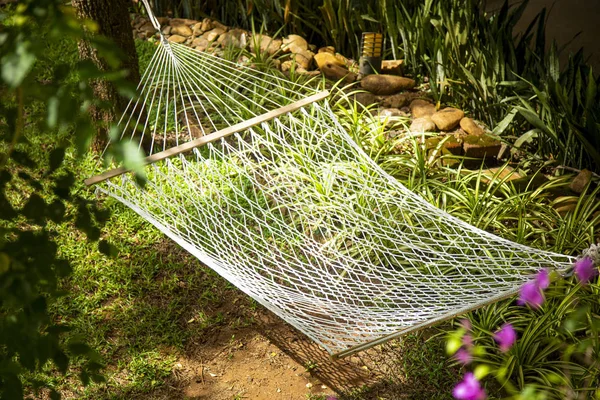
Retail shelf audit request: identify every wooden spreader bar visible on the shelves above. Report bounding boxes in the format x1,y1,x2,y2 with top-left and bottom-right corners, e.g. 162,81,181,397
85,90,330,186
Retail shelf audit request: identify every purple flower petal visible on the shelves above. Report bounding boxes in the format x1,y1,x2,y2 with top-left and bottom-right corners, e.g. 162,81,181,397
535,269,550,290
453,373,487,400
574,257,598,284
517,281,544,308
493,323,516,352
460,319,472,331
462,333,473,348
454,348,472,365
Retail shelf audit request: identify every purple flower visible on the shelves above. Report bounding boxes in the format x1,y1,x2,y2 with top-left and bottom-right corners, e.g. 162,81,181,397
462,333,473,348
574,257,598,284
460,319,472,331
454,348,472,365
517,281,544,308
535,269,550,290
494,323,516,352
453,373,486,400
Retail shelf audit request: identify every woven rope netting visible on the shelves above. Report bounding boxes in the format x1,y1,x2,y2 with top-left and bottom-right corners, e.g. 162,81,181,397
90,13,575,357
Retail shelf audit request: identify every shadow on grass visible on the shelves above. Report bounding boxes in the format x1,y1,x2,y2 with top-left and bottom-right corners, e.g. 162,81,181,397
52,203,456,399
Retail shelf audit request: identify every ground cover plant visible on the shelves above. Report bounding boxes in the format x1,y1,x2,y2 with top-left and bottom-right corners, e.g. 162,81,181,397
1,0,599,399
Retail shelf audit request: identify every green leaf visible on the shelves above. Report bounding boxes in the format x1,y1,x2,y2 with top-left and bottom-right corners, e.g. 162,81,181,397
120,141,147,183
1,40,36,88
513,129,540,149
492,108,518,136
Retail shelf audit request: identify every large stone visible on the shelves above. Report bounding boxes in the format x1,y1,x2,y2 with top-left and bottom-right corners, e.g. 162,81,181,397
431,107,465,131
138,21,156,35
379,108,408,118
410,117,437,132
212,20,228,31
294,50,314,70
570,169,593,194
352,92,378,107
192,37,209,51
426,136,463,156
318,46,335,54
410,99,436,118
360,74,416,95
320,63,356,84
314,52,345,69
250,35,282,56
460,117,484,136
463,134,502,158
282,34,308,53
161,26,172,36
171,24,193,37
167,35,187,44
192,22,204,37
204,27,226,42
169,18,196,27
220,29,248,48
381,93,410,109
381,60,404,76
200,18,213,32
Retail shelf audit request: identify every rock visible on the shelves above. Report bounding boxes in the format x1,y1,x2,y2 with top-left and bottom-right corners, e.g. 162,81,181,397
381,93,410,109
410,117,437,132
294,50,314,70
426,136,463,156
352,92,378,107
297,69,321,77
192,37,209,51
360,74,416,95
201,18,213,32
570,169,593,194
379,108,408,118
161,26,172,36
410,99,436,118
381,60,404,76
318,46,335,54
463,134,502,158
171,24,193,37
460,117,484,136
282,34,308,53
204,27,226,42
192,22,204,37
281,60,293,72
213,20,228,31
250,35,282,56
320,63,356,84
169,18,196,27
156,17,169,25
431,107,465,131
221,29,247,48
139,21,156,35
168,35,187,44
335,53,350,67
314,52,345,69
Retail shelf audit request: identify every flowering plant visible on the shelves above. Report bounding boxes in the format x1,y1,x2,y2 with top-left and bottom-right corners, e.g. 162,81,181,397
447,246,600,399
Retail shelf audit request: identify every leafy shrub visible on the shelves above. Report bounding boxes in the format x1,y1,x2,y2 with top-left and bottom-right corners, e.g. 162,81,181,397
0,1,140,397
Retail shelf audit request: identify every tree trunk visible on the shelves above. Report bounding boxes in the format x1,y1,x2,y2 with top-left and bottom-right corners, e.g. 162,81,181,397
71,0,140,150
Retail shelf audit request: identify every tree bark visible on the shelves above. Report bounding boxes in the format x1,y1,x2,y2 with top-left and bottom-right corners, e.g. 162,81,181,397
71,0,140,150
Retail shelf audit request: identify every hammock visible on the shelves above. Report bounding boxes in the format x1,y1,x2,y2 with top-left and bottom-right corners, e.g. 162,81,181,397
86,1,574,358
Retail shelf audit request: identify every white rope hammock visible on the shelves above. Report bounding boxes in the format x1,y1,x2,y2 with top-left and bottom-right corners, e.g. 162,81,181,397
87,2,575,358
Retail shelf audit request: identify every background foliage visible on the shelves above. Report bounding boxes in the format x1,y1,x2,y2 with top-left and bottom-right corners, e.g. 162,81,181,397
143,0,600,173
0,1,140,397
